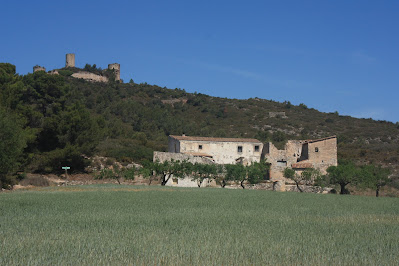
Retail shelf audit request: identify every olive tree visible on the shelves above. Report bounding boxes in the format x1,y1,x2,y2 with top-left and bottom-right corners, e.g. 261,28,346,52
361,164,391,197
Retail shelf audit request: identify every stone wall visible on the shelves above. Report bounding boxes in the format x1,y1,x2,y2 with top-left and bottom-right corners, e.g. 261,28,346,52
176,140,263,165
307,137,337,174
263,140,304,180
263,137,337,180
161,98,188,105
33,65,46,72
108,63,120,81
66,53,75,68
71,72,109,83
269,111,287,118
153,151,214,164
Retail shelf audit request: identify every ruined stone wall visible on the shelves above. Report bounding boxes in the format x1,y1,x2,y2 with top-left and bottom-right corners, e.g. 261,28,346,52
264,141,304,181
269,112,287,118
108,63,120,81
71,72,108,83
66,53,75,68
161,98,188,105
178,140,263,164
33,65,46,72
168,137,181,153
307,138,337,174
263,138,337,180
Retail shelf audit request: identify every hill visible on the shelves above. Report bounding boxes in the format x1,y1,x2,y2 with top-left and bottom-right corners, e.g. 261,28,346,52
1,63,398,187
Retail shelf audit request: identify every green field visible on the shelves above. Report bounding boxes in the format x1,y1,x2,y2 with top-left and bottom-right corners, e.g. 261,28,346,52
1,185,398,265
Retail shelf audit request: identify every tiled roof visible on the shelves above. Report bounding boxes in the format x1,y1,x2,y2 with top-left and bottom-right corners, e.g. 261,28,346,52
292,162,314,169
169,135,262,143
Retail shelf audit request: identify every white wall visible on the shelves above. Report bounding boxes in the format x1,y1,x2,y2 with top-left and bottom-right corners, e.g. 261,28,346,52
179,140,262,164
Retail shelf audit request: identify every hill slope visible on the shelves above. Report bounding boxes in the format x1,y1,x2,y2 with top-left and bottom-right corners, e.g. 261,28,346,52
1,63,398,181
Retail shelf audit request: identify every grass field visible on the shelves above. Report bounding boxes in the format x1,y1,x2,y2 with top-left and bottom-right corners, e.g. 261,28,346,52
1,185,398,265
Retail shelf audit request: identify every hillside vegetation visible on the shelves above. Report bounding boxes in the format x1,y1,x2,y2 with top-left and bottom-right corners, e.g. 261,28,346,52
0,63,398,187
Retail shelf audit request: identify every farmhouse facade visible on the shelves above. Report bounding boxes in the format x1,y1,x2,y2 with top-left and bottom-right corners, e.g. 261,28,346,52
168,135,263,165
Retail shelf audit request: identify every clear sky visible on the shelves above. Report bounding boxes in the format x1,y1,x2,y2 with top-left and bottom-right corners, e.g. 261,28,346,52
1,0,398,122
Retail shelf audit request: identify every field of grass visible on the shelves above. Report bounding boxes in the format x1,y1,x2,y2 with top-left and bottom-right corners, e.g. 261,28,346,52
1,185,398,265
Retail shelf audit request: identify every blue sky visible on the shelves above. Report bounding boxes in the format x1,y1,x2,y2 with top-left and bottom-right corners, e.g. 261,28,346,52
1,0,398,122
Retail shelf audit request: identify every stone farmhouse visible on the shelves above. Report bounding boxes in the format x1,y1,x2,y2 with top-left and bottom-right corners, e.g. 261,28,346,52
168,135,263,164
154,135,263,187
154,134,337,189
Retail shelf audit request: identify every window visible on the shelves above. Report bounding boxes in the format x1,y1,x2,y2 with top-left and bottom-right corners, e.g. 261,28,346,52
277,160,287,167
254,145,260,152
315,147,319,152
237,146,243,153
198,145,203,150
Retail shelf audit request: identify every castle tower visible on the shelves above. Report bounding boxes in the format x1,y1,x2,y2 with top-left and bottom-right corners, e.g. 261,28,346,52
108,63,120,81
66,53,75,68
33,65,46,72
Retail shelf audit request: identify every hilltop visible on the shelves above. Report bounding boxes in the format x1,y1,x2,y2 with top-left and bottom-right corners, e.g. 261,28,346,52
0,62,398,188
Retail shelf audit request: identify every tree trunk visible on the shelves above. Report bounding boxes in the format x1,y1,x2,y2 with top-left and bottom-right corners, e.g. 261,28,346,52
197,179,203,188
240,180,245,189
221,179,226,188
339,183,349,194
296,182,303,192
376,186,380,197
161,174,168,186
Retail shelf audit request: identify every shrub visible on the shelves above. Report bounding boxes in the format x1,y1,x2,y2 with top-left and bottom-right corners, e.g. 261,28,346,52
58,70,73,76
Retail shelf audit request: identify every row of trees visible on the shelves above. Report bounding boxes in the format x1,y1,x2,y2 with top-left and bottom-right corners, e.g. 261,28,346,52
95,159,390,197
284,161,391,197
96,160,270,189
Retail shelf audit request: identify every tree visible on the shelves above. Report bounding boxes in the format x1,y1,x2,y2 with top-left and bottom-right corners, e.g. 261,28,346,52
0,109,28,189
284,168,303,192
212,164,228,188
225,160,269,189
361,164,391,197
284,168,321,192
247,160,269,184
144,160,191,186
139,160,157,185
95,165,136,184
191,163,216,188
225,164,247,189
326,161,359,194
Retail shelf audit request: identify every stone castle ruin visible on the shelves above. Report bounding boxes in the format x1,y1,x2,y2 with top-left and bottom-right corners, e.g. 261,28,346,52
33,65,46,72
32,53,121,83
66,53,75,68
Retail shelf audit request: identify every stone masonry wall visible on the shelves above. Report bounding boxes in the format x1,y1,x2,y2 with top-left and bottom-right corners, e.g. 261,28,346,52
264,137,337,180
178,140,263,165
72,72,109,83
153,151,213,164
307,138,337,174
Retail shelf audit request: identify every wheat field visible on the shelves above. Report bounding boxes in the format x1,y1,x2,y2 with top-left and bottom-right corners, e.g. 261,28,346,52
1,185,398,265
